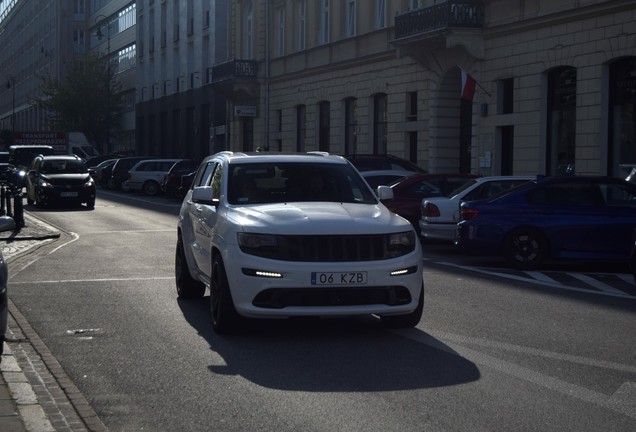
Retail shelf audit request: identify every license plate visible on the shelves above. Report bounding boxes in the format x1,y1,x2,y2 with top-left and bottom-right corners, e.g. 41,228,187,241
311,272,367,285
60,192,78,197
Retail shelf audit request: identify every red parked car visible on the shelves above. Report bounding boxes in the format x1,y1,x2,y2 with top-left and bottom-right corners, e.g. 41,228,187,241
384,173,478,230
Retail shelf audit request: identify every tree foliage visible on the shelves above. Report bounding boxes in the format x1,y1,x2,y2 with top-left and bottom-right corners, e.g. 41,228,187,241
35,52,124,149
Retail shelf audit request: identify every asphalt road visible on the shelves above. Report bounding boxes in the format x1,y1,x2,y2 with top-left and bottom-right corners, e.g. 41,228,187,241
7,189,636,431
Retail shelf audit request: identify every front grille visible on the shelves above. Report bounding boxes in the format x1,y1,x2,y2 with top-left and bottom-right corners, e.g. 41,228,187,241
240,234,415,262
252,286,412,309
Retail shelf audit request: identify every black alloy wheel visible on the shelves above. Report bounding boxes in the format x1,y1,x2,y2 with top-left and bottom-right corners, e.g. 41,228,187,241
503,228,548,270
210,254,241,334
143,180,160,196
175,234,205,299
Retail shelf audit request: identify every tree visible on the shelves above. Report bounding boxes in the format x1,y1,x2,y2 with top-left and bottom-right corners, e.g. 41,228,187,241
35,52,124,153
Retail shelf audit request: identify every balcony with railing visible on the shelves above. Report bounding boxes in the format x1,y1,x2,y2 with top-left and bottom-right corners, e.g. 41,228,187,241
395,1,484,39
209,59,260,99
393,1,485,60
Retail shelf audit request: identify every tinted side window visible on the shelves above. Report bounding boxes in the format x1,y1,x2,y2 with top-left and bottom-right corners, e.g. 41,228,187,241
601,183,636,207
210,163,223,199
526,183,603,206
193,161,216,187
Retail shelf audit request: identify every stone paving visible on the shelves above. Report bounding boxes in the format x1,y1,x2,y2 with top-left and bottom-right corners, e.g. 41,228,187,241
1,213,108,432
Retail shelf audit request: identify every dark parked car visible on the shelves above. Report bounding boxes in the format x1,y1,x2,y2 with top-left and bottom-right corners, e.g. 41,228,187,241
8,144,55,188
344,154,426,173
88,159,116,184
161,159,199,197
0,151,9,185
456,176,636,269
25,154,95,208
108,156,155,190
384,173,478,229
178,171,196,197
631,228,636,285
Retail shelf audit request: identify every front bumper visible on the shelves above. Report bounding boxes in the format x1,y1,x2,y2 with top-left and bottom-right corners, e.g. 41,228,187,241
222,249,424,319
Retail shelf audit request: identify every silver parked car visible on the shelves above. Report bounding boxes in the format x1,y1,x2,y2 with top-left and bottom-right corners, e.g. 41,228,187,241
420,176,533,242
122,159,183,195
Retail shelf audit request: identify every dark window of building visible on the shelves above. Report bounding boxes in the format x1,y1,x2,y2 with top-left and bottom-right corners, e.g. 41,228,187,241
344,97,357,155
609,57,636,178
407,91,417,120
373,93,387,154
547,67,577,175
318,101,330,152
408,131,417,163
296,105,306,152
498,78,514,114
500,125,514,175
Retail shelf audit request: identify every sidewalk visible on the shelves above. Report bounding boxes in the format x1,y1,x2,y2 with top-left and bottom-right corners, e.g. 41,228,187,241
0,214,103,432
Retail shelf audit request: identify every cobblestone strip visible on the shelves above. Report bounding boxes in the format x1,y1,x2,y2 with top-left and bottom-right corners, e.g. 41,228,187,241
8,301,109,432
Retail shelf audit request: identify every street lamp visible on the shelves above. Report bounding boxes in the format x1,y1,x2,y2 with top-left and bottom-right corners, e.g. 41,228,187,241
95,15,111,154
6,76,15,134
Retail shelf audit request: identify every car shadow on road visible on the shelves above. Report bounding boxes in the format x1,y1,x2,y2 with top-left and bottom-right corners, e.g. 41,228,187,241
177,297,481,392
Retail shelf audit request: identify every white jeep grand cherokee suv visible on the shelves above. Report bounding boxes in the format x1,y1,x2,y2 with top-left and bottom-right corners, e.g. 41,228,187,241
176,151,424,333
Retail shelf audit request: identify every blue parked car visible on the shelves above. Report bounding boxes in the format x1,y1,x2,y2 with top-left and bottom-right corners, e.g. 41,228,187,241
455,176,636,269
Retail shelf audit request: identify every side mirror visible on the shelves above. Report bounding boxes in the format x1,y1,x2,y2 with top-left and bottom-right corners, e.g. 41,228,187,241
377,185,394,203
191,186,219,207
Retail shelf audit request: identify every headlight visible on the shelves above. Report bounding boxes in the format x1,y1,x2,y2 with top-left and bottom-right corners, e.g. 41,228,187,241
84,178,94,187
387,231,416,258
389,231,415,247
38,179,51,188
237,233,279,249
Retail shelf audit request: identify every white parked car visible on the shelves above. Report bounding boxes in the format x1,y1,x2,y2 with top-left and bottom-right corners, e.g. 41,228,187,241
419,176,533,242
361,170,415,190
122,159,183,195
176,151,424,333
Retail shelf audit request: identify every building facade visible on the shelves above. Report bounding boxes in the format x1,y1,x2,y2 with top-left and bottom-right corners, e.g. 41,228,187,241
0,0,137,154
88,0,138,153
135,0,229,162
0,0,79,138
221,0,636,178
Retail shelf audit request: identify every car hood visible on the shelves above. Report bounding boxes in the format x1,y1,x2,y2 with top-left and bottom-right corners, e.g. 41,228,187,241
227,201,412,235
40,173,91,185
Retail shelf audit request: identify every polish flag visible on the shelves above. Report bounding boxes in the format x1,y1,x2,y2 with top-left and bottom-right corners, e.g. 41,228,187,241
460,68,477,102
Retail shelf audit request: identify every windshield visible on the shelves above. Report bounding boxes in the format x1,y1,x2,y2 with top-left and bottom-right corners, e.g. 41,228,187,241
41,159,87,174
227,162,377,205
446,179,477,198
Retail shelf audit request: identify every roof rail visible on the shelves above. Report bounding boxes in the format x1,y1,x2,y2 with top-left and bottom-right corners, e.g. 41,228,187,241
307,151,330,156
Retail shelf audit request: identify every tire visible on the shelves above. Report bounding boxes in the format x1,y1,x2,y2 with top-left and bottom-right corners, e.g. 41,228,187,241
175,235,205,299
381,283,424,329
86,198,95,209
143,181,160,196
503,228,548,270
27,196,34,206
210,255,241,334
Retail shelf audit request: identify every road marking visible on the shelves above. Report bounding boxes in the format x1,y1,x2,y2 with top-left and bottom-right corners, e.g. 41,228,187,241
9,276,173,285
395,328,636,419
525,271,559,284
566,272,628,295
428,260,635,299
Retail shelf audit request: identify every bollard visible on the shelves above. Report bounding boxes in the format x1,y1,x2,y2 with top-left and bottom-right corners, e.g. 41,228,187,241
5,188,12,218
0,186,5,216
13,191,24,230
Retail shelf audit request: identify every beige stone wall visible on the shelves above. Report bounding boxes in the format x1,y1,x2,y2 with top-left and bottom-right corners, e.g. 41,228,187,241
477,0,636,175
228,0,636,176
